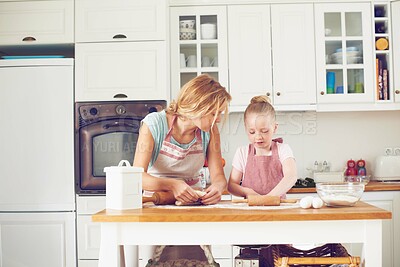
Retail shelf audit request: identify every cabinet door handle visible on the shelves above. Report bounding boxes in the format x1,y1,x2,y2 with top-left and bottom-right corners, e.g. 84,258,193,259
395,90,400,94
320,91,325,95
276,92,281,96
22,36,36,42
266,92,271,96
113,93,128,98
113,34,127,39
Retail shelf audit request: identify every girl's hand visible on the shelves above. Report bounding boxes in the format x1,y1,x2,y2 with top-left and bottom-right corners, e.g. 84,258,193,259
171,180,199,204
243,188,260,198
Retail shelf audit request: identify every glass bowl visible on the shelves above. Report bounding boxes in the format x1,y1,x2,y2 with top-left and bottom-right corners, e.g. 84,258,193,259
344,175,371,184
316,182,365,207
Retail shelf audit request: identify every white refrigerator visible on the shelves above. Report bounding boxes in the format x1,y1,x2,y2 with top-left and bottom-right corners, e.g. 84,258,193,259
0,59,76,267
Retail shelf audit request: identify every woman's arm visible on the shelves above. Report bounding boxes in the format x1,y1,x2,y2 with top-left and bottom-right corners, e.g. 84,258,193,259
267,157,298,197
133,123,199,203
201,125,227,204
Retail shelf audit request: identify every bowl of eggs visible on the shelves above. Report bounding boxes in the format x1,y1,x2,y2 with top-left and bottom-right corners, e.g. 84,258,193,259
316,182,365,207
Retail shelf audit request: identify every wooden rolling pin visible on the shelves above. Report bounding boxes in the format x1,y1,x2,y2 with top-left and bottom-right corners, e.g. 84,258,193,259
142,191,176,205
232,195,298,206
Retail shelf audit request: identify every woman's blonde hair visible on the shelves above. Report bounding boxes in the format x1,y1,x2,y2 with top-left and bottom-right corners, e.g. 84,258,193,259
244,95,276,124
167,74,232,124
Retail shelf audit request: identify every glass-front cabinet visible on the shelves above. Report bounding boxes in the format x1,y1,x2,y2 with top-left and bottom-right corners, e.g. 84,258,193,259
315,3,374,104
170,6,228,100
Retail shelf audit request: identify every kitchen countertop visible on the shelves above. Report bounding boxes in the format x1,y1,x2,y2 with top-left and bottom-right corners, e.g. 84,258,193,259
93,201,391,222
288,181,400,194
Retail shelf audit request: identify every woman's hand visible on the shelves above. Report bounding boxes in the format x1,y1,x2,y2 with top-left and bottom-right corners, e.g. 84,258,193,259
170,179,200,204
200,183,223,205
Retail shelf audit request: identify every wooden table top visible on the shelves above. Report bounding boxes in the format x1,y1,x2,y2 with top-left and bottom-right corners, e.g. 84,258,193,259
288,181,400,194
92,201,391,223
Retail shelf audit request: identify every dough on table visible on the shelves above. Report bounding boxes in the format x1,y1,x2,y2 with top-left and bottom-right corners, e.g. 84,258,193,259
175,190,206,206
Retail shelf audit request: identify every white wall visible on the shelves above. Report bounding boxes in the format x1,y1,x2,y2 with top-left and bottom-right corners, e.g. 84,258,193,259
220,110,400,179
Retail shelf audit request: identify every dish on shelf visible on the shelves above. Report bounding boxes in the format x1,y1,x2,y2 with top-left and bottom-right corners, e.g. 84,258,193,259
180,32,196,40
180,20,195,29
180,28,196,33
331,51,362,64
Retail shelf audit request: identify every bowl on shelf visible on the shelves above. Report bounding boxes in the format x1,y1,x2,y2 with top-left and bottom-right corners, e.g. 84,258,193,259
316,182,365,207
344,175,371,184
180,20,195,29
200,23,217,39
180,28,196,40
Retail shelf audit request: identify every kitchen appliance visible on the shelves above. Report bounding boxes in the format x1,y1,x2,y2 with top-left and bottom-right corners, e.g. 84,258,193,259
0,59,76,266
373,155,400,181
75,100,166,194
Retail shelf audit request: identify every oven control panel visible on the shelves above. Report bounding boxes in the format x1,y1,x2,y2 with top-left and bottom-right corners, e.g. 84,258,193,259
75,101,167,125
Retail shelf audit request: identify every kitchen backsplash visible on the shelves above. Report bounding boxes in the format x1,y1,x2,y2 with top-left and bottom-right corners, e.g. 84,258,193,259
220,110,400,179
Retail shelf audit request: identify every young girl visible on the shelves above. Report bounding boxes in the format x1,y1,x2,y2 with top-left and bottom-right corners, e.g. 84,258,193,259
228,95,297,198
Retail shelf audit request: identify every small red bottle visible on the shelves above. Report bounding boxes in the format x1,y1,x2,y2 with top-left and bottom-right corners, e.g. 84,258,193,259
345,159,358,176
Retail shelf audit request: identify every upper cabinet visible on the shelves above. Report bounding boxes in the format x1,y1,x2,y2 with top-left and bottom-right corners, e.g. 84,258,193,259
315,3,374,105
227,5,272,108
75,41,168,101
228,4,316,111
74,0,169,102
0,0,73,45
75,0,166,43
392,0,400,103
169,6,228,100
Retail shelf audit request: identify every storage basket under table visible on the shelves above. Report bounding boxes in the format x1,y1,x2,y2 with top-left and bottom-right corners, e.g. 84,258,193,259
271,243,360,267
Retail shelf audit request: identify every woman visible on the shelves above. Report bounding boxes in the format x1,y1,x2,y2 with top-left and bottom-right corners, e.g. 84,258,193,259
134,73,232,205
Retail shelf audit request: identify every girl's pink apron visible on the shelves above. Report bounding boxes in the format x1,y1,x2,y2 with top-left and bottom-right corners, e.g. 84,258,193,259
241,138,285,197
148,116,205,188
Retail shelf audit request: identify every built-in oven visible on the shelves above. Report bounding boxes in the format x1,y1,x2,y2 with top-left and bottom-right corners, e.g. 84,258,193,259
75,101,166,194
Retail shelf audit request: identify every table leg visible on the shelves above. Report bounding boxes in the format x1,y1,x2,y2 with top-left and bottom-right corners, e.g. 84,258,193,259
98,224,121,267
363,220,382,267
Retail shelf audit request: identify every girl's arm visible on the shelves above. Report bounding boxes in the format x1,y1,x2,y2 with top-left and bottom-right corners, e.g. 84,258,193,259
133,123,199,203
267,157,298,197
228,167,259,197
201,125,227,205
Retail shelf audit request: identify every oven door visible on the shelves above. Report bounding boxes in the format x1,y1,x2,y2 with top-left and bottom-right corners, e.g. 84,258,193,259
77,118,140,194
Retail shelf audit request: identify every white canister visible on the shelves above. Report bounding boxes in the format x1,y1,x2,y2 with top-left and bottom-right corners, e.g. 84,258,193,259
104,160,143,210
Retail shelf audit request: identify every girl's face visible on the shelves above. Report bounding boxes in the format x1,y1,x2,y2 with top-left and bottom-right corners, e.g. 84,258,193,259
245,113,277,150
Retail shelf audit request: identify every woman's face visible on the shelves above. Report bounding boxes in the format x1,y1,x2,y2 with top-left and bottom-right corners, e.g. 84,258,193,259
191,107,225,132
245,112,277,150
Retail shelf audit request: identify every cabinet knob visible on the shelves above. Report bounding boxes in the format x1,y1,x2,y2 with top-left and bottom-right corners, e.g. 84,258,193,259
320,91,325,95
395,90,400,95
266,92,271,97
276,92,281,96
22,36,36,42
113,34,127,39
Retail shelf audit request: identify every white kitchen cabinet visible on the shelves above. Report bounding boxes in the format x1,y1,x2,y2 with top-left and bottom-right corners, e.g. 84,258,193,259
0,212,76,267
315,3,374,105
170,6,228,100
0,0,73,45
288,190,400,267
392,1,400,103
228,4,316,111
75,0,166,43
75,41,168,101
227,5,272,108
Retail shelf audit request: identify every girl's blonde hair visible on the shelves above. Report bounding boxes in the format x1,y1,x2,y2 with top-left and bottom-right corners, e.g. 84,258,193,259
244,95,276,124
167,74,232,124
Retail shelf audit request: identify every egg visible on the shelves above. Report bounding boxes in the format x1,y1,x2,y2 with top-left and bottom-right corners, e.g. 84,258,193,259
312,197,324,209
299,196,313,209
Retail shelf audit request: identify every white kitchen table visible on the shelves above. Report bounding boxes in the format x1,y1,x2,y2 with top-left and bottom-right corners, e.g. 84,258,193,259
93,201,391,267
